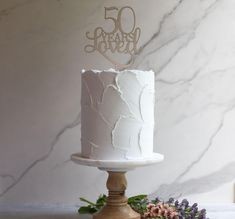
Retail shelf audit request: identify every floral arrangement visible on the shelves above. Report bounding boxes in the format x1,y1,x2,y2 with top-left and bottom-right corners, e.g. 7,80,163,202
78,194,209,219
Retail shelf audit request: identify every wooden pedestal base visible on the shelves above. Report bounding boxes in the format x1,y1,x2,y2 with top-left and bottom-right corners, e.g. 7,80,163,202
93,171,140,219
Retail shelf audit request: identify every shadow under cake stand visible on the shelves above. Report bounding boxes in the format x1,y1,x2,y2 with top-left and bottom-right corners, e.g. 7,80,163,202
71,153,164,219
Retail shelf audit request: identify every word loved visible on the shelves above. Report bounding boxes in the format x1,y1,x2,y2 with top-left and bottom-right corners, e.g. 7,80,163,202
84,6,141,69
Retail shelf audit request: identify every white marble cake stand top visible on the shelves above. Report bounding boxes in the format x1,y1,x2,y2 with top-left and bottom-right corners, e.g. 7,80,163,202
71,153,164,171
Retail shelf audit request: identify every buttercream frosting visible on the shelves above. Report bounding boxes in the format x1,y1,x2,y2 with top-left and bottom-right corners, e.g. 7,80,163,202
81,69,155,160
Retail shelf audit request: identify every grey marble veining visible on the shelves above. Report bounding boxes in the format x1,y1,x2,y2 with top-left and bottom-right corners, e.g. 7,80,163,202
0,0,35,20
133,0,220,72
175,100,235,181
150,161,235,200
0,0,235,207
0,111,81,198
130,0,186,67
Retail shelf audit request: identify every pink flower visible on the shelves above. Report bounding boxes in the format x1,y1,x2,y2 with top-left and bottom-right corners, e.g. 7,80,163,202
144,202,179,219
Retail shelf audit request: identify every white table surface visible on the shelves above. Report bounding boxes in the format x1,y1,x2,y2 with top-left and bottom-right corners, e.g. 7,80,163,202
0,204,235,219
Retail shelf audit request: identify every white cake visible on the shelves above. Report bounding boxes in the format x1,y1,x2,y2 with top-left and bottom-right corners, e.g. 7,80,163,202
81,69,155,160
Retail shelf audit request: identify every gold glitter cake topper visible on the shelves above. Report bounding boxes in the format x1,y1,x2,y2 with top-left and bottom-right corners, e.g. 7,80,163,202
84,6,141,70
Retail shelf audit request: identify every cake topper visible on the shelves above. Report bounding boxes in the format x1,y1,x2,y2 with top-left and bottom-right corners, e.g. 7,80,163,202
84,6,141,70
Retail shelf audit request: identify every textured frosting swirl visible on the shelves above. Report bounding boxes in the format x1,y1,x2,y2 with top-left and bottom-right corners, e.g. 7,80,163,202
81,69,155,160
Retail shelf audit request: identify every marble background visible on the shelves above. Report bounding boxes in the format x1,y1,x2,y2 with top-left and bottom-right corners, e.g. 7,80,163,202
0,0,235,207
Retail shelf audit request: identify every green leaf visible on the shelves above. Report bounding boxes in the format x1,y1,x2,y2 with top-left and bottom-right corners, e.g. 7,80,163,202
95,194,107,209
96,194,107,205
128,194,147,204
78,206,97,214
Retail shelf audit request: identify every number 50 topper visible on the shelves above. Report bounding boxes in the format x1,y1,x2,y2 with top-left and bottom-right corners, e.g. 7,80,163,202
84,6,141,70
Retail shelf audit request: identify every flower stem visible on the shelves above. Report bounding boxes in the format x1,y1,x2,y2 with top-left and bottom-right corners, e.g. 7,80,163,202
80,197,96,206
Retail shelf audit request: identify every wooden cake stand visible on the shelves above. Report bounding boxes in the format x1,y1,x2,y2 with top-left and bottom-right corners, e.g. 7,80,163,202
71,153,164,219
